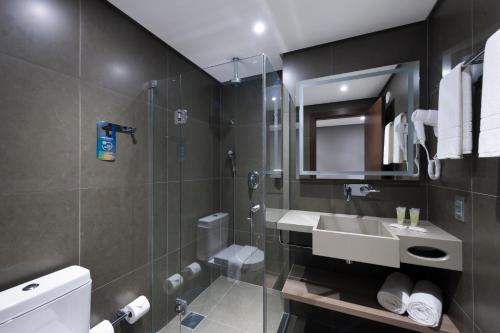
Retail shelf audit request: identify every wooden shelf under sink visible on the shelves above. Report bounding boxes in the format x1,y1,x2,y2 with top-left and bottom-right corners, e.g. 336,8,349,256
281,265,459,333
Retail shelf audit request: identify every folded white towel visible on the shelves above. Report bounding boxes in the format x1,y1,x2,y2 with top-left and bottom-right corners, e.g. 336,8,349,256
383,122,394,165
377,272,413,314
437,63,463,159
393,114,406,163
407,280,443,327
479,29,500,157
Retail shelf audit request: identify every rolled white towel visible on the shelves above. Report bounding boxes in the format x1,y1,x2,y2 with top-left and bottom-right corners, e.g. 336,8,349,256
407,280,443,327
377,272,413,314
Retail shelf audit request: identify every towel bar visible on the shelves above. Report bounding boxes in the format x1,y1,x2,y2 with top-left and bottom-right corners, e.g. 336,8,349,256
278,230,312,249
461,48,484,69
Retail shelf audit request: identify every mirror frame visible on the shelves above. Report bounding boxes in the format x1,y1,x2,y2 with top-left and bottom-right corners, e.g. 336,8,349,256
297,64,420,178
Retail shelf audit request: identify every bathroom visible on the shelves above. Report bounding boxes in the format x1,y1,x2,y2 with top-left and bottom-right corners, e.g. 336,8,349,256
0,0,499,332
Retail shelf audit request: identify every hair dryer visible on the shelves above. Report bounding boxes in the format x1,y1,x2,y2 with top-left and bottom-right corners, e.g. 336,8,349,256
411,109,440,180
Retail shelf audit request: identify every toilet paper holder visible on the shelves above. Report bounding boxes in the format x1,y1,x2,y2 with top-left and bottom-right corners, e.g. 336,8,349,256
111,310,130,326
111,295,150,326
90,296,150,332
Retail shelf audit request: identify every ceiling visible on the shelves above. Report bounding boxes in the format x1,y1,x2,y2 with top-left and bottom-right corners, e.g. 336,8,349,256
107,0,436,82
303,65,397,106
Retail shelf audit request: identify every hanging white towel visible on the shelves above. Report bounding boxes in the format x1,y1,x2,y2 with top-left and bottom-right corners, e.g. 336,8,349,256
462,70,473,154
407,280,443,327
377,272,413,314
437,64,463,159
383,122,394,165
479,29,500,157
393,113,406,163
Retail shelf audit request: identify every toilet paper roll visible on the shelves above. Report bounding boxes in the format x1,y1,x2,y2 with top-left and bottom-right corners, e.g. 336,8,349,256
183,262,202,280
90,320,114,333
122,295,150,324
163,273,184,295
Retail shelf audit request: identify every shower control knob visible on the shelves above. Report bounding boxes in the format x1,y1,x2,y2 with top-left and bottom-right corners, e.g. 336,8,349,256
248,171,260,190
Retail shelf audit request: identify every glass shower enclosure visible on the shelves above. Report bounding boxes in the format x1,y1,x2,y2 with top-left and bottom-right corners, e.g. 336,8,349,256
148,55,286,333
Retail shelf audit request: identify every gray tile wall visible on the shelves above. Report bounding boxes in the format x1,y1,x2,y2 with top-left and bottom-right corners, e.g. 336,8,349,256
0,1,220,332
427,1,500,332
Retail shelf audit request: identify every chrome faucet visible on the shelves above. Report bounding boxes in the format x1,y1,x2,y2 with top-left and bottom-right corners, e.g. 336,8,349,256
344,184,380,201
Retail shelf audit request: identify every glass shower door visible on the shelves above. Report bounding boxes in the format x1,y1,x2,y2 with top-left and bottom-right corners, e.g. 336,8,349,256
174,66,223,332
175,55,269,333
149,74,185,333
151,55,283,333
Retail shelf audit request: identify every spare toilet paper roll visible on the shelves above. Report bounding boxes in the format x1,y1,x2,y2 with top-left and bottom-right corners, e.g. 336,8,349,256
122,295,150,325
90,320,114,333
163,273,184,295
183,262,202,280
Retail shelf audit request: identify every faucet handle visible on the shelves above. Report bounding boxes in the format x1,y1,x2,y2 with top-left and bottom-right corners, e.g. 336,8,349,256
344,184,380,199
360,185,380,194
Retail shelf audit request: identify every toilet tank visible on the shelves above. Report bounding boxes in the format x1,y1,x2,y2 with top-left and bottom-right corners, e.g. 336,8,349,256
197,212,229,261
0,266,91,333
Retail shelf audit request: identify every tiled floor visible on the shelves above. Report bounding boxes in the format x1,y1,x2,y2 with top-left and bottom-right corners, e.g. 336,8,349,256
158,276,285,333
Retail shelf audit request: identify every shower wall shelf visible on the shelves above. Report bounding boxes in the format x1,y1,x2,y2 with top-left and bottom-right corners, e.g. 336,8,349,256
282,265,460,333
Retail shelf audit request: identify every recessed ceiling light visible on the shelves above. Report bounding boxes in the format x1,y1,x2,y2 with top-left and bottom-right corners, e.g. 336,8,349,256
253,21,266,35
360,116,366,121
340,85,348,92
30,2,50,18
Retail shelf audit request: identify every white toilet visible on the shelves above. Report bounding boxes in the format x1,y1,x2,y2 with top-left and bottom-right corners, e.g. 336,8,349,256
197,212,264,273
196,212,229,262
0,266,91,333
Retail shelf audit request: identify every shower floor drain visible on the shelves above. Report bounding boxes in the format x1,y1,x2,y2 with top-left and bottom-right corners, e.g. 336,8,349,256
181,312,205,329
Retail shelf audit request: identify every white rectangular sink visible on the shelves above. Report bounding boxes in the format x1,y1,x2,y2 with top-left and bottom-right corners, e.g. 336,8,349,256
312,215,400,267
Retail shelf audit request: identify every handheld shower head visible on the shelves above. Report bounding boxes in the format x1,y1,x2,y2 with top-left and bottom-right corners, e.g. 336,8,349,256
227,149,236,175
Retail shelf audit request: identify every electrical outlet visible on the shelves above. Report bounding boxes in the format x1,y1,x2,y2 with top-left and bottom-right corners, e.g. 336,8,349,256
455,196,465,222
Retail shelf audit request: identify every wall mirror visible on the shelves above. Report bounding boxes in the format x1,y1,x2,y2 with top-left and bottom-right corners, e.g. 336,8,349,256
296,62,420,180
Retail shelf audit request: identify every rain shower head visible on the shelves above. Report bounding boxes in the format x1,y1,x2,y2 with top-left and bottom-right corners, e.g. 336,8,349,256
230,57,242,87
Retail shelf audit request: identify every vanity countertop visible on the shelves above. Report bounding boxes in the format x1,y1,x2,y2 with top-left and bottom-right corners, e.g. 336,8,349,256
276,210,462,271
265,208,289,229
277,210,459,241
